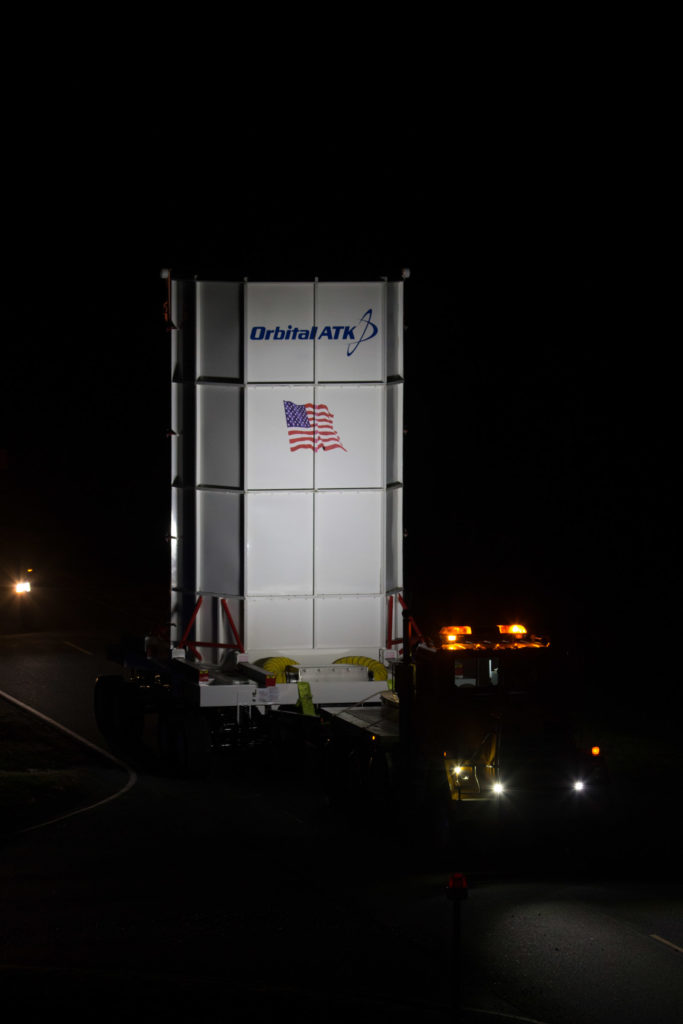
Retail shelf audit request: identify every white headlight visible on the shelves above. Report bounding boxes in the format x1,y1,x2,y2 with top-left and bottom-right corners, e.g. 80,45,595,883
493,782,504,795
573,781,584,792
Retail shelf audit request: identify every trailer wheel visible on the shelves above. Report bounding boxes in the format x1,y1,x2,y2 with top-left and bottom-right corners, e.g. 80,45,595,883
422,780,457,858
345,747,365,797
323,739,349,807
367,749,392,808
94,675,143,745
157,707,176,763
160,709,213,778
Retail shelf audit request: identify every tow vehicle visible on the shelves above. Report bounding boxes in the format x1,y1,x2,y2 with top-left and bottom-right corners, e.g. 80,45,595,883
323,623,607,833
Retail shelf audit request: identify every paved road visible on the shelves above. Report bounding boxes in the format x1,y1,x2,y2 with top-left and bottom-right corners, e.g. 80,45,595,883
1,628,682,1022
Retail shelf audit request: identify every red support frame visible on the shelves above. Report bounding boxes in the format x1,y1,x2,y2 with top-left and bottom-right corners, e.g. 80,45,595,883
177,596,245,662
386,593,425,649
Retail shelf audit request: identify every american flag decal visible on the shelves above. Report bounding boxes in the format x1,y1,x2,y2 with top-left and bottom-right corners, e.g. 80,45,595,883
284,401,347,453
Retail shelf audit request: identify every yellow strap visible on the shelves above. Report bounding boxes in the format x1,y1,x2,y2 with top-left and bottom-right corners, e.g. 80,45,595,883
297,681,315,716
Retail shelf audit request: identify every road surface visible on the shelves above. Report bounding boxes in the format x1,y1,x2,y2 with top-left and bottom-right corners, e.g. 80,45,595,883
1,627,682,1022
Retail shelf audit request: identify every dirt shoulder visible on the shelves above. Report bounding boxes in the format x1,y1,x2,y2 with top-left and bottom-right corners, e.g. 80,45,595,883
0,695,129,837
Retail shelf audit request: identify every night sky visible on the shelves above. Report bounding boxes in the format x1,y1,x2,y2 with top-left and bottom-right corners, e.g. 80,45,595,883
1,92,674,718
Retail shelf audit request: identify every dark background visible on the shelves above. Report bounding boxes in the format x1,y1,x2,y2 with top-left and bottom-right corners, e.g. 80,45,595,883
1,76,675,726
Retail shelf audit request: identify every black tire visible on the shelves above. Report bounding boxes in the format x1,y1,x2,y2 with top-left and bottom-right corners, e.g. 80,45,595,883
345,747,365,797
401,773,456,862
160,708,213,778
157,706,176,763
94,675,143,745
367,749,392,809
323,739,348,807
94,675,120,738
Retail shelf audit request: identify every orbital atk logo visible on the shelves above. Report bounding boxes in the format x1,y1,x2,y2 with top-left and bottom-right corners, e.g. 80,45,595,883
250,308,378,357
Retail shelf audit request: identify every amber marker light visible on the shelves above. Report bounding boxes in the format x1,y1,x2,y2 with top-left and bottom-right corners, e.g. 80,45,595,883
441,626,472,640
497,624,527,635
591,746,601,757
440,626,472,649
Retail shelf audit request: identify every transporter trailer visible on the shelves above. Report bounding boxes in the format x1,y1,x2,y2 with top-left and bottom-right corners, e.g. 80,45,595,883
96,275,407,775
94,274,606,828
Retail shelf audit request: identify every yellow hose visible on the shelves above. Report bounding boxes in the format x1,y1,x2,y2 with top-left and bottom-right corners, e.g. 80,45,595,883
254,656,300,685
257,655,389,686
333,655,388,682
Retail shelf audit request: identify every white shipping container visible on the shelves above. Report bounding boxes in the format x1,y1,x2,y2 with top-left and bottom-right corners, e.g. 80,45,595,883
170,279,404,667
